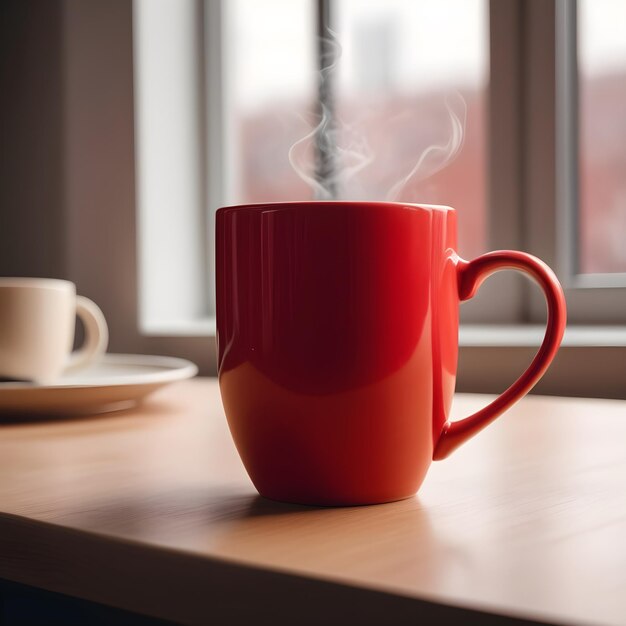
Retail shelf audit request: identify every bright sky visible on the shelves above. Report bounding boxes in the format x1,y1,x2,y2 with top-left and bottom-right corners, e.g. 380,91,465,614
227,0,626,111
579,0,626,75
228,0,487,111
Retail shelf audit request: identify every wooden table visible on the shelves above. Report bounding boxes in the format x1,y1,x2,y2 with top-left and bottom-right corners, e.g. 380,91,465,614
0,379,625,625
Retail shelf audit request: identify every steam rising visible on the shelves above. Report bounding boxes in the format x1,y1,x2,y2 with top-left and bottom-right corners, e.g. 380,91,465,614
289,32,373,200
386,93,466,201
289,32,467,201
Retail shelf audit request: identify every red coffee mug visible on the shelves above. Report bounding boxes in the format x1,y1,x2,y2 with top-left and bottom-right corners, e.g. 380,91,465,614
216,202,566,506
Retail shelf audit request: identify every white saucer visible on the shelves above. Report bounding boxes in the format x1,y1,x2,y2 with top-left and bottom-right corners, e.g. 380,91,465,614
0,354,198,417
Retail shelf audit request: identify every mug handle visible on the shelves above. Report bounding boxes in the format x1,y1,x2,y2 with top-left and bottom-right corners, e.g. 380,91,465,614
433,251,567,460
64,296,109,373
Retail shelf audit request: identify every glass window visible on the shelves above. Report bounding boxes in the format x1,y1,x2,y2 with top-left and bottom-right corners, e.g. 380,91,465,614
578,0,626,274
226,0,489,260
227,0,316,203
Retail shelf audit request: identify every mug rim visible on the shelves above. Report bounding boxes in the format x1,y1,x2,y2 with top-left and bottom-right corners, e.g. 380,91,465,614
0,277,75,292
217,201,454,215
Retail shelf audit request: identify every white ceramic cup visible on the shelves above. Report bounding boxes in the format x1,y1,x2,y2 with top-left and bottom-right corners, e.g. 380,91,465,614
0,278,109,383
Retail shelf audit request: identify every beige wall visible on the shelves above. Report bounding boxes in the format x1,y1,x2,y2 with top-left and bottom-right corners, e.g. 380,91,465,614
0,1,65,279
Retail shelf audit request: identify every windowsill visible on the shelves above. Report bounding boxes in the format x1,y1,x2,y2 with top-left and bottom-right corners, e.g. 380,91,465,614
459,324,626,347
141,318,218,337
141,319,626,348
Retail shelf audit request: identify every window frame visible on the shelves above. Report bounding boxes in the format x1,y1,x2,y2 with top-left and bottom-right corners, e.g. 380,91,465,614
525,0,626,324
43,0,625,395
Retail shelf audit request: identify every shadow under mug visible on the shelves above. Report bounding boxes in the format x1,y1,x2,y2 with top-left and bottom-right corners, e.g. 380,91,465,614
0,278,108,383
216,202,567,506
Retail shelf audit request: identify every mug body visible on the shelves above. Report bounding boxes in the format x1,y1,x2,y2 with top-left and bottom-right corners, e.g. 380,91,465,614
0,278,76,383
216,202,459,505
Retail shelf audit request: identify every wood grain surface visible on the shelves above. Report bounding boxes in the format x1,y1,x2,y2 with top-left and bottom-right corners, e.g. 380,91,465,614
0,379,625,625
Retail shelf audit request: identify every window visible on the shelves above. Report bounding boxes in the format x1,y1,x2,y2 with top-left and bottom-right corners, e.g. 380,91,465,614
130,0,626,394
227,0,316,204
216,0,489,266
224,0,488,259
553,0,626,322
135,0,489,328
577,0,626,276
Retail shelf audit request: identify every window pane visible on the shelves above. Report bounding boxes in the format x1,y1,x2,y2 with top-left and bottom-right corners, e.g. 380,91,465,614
227,0,316,203
227,0,488,261
578,0,626,274
335,0,489,259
